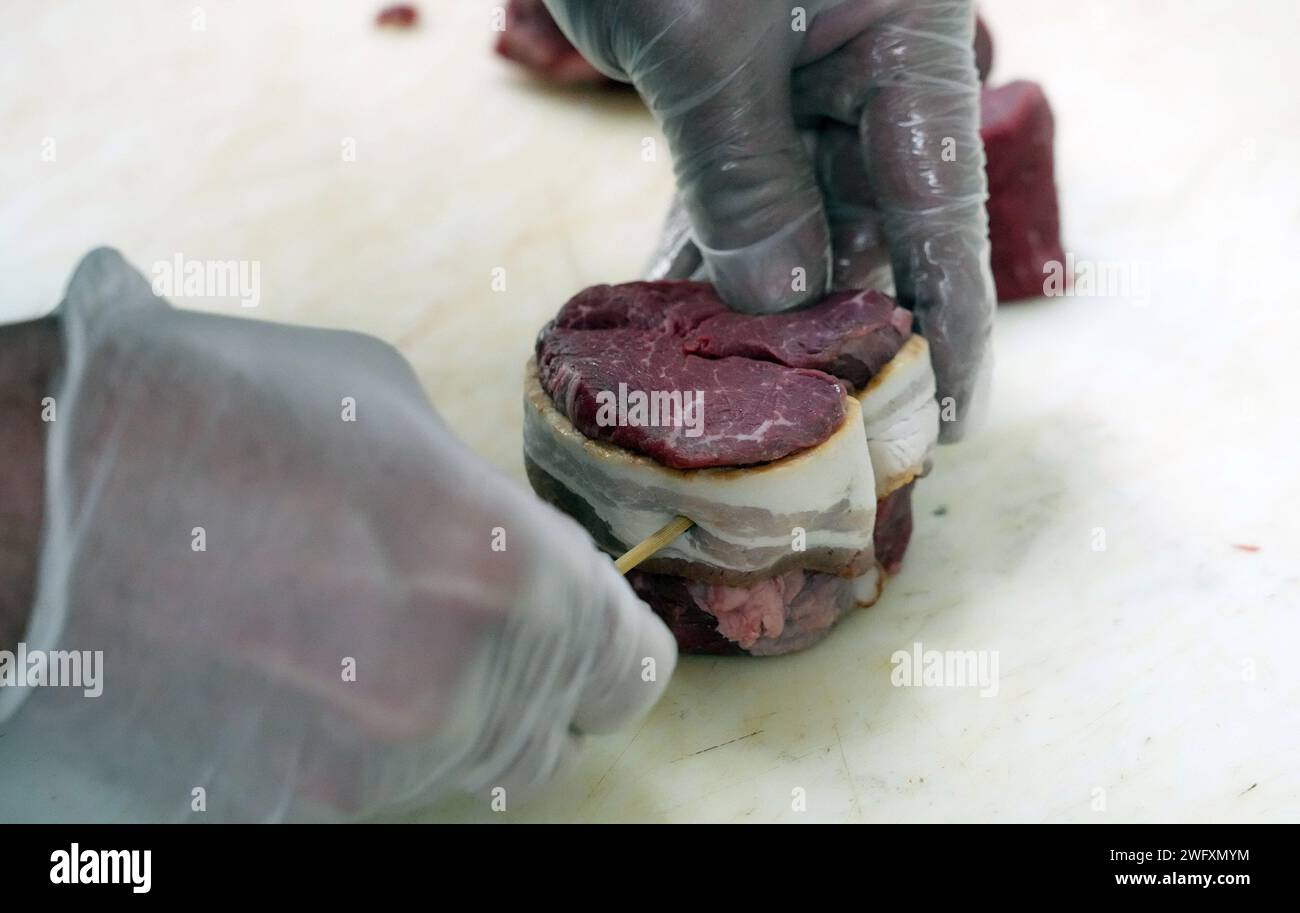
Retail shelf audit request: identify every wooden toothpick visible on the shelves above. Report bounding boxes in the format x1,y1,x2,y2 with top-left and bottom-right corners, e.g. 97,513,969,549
614,516,694,574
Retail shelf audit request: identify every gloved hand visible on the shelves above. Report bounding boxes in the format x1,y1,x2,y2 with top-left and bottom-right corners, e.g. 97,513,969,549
546,0,995,440
0,248,676,822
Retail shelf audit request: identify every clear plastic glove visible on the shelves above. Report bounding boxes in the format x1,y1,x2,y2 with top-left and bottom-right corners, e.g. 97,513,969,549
0,249,676,822
547,0,995,440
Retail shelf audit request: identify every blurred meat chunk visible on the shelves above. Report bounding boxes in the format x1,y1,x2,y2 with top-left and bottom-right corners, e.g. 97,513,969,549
495,0,611,86
981,80,1065,302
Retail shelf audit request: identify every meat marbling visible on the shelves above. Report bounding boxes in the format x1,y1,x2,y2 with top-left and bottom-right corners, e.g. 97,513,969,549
536,281,911,469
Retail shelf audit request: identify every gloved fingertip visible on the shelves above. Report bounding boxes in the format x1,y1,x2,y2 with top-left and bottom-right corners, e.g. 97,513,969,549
571,561,677,735
698,207,832,314
644,193,704,281
493,718,586,803
936,347,993,444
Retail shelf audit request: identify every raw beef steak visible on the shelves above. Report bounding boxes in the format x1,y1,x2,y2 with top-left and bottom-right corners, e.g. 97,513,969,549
681,288,911,391
526,282,939,656
535,281,910,469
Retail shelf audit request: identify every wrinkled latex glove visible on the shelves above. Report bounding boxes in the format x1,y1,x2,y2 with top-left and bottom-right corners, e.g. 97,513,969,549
548,0,994,440
0,249,676,822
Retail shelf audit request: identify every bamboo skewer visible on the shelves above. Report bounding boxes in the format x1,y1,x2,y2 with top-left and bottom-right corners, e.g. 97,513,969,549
614,516,694,574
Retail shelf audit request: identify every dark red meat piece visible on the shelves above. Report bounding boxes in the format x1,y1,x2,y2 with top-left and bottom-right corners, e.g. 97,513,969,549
536,281,909,469
981,80,1065,302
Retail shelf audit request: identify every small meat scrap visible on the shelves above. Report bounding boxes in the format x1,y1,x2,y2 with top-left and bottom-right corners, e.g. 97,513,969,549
376,5,418,29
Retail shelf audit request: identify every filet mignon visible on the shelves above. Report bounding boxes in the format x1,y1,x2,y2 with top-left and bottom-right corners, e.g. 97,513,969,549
525,282,939,655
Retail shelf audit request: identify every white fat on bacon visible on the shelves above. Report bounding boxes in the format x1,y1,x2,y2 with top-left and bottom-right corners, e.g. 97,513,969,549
856,334,940,499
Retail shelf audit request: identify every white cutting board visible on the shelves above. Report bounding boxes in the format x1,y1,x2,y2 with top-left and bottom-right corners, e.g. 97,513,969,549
2,1,1297,822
